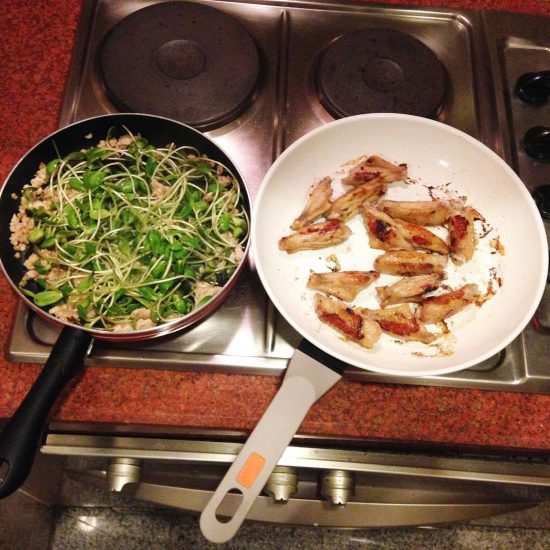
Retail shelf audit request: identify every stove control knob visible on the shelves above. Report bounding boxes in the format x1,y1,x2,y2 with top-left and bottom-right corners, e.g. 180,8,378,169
515,71,550,104
524,126,550,161
106,458,142,492
320,469,355,505
263,466,299,503
533,185,550,220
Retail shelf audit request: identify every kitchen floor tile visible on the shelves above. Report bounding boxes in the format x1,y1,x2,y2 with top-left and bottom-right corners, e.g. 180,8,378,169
0,492,54,550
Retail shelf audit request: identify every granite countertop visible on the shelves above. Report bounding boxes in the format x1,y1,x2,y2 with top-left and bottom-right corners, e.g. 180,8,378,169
0,0,549,454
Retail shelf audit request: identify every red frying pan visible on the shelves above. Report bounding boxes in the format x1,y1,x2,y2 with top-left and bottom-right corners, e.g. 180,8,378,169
0,113,250,498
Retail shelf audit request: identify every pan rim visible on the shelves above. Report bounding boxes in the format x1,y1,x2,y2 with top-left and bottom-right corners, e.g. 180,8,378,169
0,112,251,341
252,113,548,376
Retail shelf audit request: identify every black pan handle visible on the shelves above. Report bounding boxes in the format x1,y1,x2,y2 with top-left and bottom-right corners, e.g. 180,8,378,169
0,326,92,499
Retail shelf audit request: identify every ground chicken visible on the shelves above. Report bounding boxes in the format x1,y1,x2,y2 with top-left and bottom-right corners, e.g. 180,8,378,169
29,163,47,188
131,307,152,320
151,178,170,201
116,134,134,148
194,282,221,305
20,253,41,284
111,308,155,331
112,322,133,332
135,318,155,330
229,245,245,263
46,267,68,285
97,134,133,150
9,211,35,251
132,307,155,330
49,303,79,324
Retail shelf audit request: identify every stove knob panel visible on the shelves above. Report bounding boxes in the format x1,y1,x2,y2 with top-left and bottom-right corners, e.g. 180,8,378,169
523,127,550,161
515,71,550,105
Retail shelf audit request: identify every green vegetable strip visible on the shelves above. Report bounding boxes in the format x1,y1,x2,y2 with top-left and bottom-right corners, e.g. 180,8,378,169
17,132,249,330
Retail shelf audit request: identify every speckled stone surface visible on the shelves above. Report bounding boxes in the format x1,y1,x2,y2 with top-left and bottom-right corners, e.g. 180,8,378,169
49,507,550,550
0,0,549,453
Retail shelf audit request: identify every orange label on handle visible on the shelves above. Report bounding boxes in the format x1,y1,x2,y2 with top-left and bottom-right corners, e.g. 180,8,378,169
236,452,266,489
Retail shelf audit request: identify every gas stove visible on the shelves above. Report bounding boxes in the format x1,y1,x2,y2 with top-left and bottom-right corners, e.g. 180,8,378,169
9,0,550,392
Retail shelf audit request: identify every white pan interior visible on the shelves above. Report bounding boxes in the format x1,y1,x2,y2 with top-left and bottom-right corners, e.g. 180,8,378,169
252,114,548,376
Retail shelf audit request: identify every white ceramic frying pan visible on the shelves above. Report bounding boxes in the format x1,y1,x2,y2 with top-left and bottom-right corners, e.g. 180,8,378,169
200,114,548,542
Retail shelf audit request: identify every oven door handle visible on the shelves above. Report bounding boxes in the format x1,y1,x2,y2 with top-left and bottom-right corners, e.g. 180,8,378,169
126,481,535,528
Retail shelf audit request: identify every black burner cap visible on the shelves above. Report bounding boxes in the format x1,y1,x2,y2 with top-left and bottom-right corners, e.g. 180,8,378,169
99,1,260,129
317,28,447,118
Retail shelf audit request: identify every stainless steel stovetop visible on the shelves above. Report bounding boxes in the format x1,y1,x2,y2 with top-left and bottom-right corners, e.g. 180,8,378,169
9,0,550,392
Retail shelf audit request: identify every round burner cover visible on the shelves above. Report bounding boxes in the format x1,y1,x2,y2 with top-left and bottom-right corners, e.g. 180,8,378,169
317,28,447,118
100,2,260,129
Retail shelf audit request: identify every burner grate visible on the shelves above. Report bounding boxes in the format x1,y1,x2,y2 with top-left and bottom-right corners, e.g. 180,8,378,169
99,1,260,130
316,28,447,119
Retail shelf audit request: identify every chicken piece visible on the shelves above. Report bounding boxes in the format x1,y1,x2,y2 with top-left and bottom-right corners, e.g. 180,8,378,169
326,179,386,222
307,270,380,301
362,206,413,251
279,219,351,253
360,304,438,344
378,199,451,226
314,293,381,348
376,274,442,308
342,156,407,186
395,220,449,255
374,250,447,277
448,203,477,265
291,177,333,230
363,206,449,254
417,284,480,323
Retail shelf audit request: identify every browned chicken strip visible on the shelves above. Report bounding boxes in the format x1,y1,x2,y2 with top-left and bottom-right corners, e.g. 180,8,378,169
314,293,381,348
378,199,451,226
448,203,477,265
359,304,437,344
326,179,386,222
376,274,442,308
374,250,448,277
362,206,413,251
342,155,407,186
363,206,449,254
291,177,333,230
417,284,480,323
279,219,352,253
396,220,449,255
307,270,380,301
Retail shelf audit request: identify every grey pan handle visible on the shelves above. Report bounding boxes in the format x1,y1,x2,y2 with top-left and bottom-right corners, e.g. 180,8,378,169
199,346,342,544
